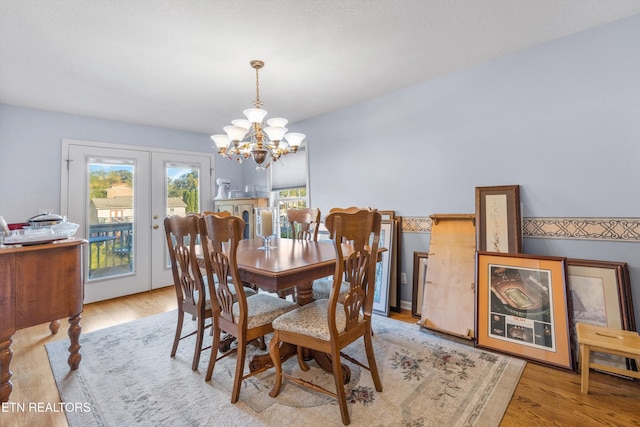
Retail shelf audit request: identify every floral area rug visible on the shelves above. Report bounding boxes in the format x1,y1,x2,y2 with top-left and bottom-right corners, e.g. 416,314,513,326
46,310,525,426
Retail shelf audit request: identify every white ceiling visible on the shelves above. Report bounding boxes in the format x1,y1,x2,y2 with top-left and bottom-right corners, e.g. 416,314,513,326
1,1,640,135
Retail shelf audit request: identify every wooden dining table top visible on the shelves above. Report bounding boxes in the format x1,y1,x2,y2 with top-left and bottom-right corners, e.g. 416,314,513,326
234,238,337,291
196,238,385,305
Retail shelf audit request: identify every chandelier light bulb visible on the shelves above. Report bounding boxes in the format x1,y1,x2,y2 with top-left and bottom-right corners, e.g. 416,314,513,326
263,126,288,142
223,125,249,142
267,118,288,127
231,119,251,130
243,108,268,124
284,132,305,148
211,134,230,149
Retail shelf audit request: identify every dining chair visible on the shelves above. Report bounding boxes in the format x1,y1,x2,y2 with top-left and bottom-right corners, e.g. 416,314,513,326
201,210,231,218
311,207,372,302
281,208,325,301
199,213,298,403
164,214,212,371
287,208,321,241
268,208,383,425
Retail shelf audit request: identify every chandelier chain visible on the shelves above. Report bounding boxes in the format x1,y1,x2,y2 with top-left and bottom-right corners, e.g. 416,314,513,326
253,65,263,108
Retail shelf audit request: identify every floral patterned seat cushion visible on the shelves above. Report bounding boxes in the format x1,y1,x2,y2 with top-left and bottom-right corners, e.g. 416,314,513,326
232,294,298,330
272,299,362,341
311,279,349,303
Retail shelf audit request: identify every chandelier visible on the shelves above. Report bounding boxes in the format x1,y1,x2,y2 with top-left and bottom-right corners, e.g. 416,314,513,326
210,60,306,169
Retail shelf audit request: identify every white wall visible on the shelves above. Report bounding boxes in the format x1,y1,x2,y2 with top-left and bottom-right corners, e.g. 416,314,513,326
300,14,640,317
0,106,241,220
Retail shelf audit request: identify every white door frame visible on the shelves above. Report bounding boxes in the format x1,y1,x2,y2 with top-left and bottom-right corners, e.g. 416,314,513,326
61,139,214,302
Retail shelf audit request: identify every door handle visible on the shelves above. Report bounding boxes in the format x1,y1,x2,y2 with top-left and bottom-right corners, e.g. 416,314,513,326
153,224,159,229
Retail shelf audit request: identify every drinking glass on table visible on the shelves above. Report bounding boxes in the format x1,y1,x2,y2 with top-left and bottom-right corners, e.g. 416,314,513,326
255,207,277,250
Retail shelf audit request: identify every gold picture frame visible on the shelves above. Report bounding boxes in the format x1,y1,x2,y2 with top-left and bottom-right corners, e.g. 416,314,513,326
476,251,573,370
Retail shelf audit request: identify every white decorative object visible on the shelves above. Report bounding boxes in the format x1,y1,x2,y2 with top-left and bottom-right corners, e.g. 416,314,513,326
215,178,231,199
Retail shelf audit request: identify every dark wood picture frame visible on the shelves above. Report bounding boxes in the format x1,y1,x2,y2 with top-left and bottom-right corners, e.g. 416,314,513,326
475,185,522,253
476,251,573,370
566,258,636,373
412,251,429,318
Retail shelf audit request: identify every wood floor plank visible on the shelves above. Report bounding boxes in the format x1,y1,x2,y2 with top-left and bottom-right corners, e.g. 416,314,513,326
3,288,639,426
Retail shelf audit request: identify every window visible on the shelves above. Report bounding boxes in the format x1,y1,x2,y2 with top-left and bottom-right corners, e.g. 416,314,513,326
270,146,309,238
275,188,307,238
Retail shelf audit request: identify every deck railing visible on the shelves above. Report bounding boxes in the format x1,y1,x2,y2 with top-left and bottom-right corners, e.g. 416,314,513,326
88,222,133,279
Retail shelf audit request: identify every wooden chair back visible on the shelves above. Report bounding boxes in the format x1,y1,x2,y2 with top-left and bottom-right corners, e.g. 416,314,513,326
164,213,212,370
164,214,207,314
201,210,232,218
325,208,381,325
198,214,246,325
287,208,321,241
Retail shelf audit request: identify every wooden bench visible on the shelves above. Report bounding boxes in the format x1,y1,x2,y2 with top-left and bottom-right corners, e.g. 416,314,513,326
576,322,640,394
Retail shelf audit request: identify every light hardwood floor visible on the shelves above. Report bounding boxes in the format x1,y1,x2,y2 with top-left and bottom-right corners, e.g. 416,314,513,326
3,287,639,426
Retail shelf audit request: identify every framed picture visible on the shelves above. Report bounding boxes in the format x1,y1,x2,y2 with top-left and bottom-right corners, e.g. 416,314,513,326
372,219,394,316
476,251,573,370
475,185,522,253
412,251,429,318
566,259,636,373
379,210,395,221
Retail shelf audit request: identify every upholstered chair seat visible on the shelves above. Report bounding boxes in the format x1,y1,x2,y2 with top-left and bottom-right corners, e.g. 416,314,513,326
232,294,299,330
272,299,362,341
311,278,349,303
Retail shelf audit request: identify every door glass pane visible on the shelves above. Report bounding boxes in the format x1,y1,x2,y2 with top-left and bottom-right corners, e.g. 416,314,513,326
166,162,200,215
165,162,201,268
87,158,135,280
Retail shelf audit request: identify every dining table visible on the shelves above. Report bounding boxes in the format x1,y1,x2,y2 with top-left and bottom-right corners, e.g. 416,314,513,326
196,237,385,383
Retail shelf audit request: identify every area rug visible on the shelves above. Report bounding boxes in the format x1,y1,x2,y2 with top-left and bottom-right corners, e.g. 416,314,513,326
46,310,525,426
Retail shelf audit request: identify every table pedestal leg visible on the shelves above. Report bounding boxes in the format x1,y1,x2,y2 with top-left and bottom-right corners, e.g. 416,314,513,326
302,349,351,384
249,342,296,372
295,281,313,306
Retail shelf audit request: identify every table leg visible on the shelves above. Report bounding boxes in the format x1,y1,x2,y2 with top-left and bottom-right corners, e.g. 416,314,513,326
67,314,82,370
49,320,60,335
1,336,13,402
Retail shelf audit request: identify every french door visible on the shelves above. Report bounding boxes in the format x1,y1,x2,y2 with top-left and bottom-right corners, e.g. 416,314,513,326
63,140,212,303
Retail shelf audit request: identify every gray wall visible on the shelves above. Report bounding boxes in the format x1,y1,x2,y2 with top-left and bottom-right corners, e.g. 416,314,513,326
299,14,640,317
0,14,638,318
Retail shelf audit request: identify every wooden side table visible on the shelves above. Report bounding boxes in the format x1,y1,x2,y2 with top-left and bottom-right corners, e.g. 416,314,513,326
0,238,86,402
576,322,640,394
